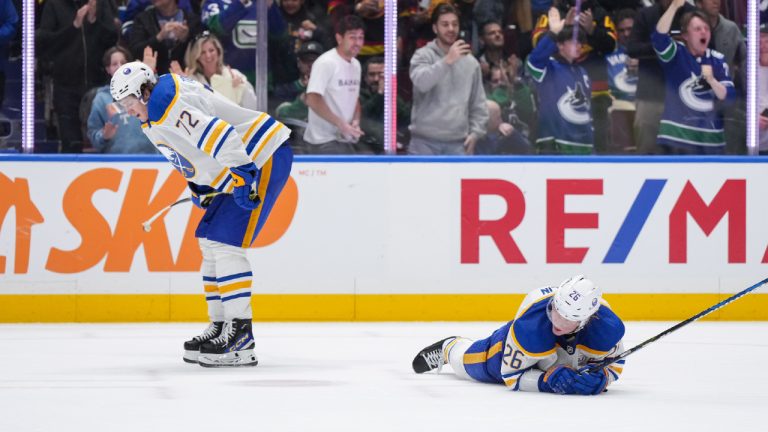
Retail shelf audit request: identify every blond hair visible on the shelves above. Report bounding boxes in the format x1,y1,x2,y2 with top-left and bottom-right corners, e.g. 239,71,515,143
184,32,225,77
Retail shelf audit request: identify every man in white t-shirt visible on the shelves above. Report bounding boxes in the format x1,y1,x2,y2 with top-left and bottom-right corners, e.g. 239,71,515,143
303,15,365,154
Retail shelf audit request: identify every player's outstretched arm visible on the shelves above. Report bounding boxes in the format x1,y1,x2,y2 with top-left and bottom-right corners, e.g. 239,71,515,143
525,34,557,84
656,0,686,35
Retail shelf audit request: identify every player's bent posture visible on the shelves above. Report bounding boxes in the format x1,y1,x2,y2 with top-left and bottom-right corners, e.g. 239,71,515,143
412,275,625,395
111,62,292,367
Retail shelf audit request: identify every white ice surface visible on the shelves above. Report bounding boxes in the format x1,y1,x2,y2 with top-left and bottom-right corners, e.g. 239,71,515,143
0,322,766,432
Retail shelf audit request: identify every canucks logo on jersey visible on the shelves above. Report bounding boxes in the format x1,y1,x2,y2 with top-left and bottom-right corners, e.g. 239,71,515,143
157,143,196,179
606,49,637,101
234,20,257,49
679,72,714,112
557,82,591,125
613,68,637,95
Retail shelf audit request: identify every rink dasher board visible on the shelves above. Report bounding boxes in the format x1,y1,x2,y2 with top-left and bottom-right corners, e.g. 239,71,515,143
0,155,766,322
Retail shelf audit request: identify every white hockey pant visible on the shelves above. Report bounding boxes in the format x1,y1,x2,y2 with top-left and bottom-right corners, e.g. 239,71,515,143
446,337,473,380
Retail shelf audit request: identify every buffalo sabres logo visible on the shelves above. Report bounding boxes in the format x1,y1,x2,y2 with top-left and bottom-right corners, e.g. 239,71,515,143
679,72,713,112
122,67,132,75
592,298,598,307
156,143,196,179
557,82,591,125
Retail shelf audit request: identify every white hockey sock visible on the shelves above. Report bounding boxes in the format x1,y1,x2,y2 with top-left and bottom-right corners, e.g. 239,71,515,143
200,239,253,321
200,242,224,322
446,337,473,381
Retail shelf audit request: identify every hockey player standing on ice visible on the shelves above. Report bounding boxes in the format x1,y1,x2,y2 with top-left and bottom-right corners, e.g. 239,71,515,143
526,9,593,155
110,61,292,367
653,0,735,154
412,275,625,395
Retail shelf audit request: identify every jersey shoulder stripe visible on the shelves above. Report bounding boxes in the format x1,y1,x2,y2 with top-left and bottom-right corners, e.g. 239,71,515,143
511,297,557,357
148,74,180,125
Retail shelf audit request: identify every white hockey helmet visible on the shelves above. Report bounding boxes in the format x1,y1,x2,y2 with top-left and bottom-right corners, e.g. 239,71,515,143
110,61,156,102
551,275,602,324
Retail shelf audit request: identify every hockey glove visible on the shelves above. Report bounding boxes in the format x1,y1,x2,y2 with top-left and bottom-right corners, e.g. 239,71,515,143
539,365,579,394
571,367,609,395
230,162,262,210
191,192,214,209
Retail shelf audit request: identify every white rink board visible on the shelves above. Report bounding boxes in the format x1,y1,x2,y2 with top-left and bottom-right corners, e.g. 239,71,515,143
0,157,766,295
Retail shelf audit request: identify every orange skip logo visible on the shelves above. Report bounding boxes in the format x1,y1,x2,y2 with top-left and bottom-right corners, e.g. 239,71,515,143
0,169,298,274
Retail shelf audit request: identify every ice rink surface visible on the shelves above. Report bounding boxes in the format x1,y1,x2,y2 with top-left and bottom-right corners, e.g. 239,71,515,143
1,321,766,432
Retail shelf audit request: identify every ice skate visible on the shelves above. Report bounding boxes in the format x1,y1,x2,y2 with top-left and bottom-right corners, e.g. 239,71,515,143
412,336,457,373
198,318,259,368
183,321,223,364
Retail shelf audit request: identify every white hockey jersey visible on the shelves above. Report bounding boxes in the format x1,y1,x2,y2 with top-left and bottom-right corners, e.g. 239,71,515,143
141,74,290,193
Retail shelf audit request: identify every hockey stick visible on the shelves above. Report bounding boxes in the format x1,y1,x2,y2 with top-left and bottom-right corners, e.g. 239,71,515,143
141,192,222,232
586,276,768,373
141,188,261,233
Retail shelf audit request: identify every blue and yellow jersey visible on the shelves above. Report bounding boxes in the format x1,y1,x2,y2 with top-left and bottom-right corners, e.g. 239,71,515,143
491,286,625,391
141,74,290,192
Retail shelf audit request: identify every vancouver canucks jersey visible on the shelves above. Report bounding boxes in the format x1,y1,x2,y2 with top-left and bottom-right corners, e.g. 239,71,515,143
652,31,735,153
606,46,637,102
201,1,286,81
497,286,625,392
202,0,256,75
141,74,290,193
526,34,594,154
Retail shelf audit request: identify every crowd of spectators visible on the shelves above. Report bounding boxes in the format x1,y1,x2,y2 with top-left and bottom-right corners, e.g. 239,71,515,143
25,0,763,155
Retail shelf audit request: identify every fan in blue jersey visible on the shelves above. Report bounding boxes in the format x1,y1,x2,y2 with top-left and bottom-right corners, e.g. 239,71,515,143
606,9,638,105
412,275,626,396
652,0,735,154
110,61,293,367
201,0,286,84
526,8,594,154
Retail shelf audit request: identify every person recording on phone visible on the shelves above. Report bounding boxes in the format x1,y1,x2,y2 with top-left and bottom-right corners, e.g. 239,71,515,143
408,3,488,155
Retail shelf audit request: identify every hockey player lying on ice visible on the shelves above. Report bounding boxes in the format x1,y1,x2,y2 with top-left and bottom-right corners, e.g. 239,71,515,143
413,275,625,395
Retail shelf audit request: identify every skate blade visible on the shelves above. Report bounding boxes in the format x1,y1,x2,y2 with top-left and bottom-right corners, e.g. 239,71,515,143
183,350,199,364
198,350,258,368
